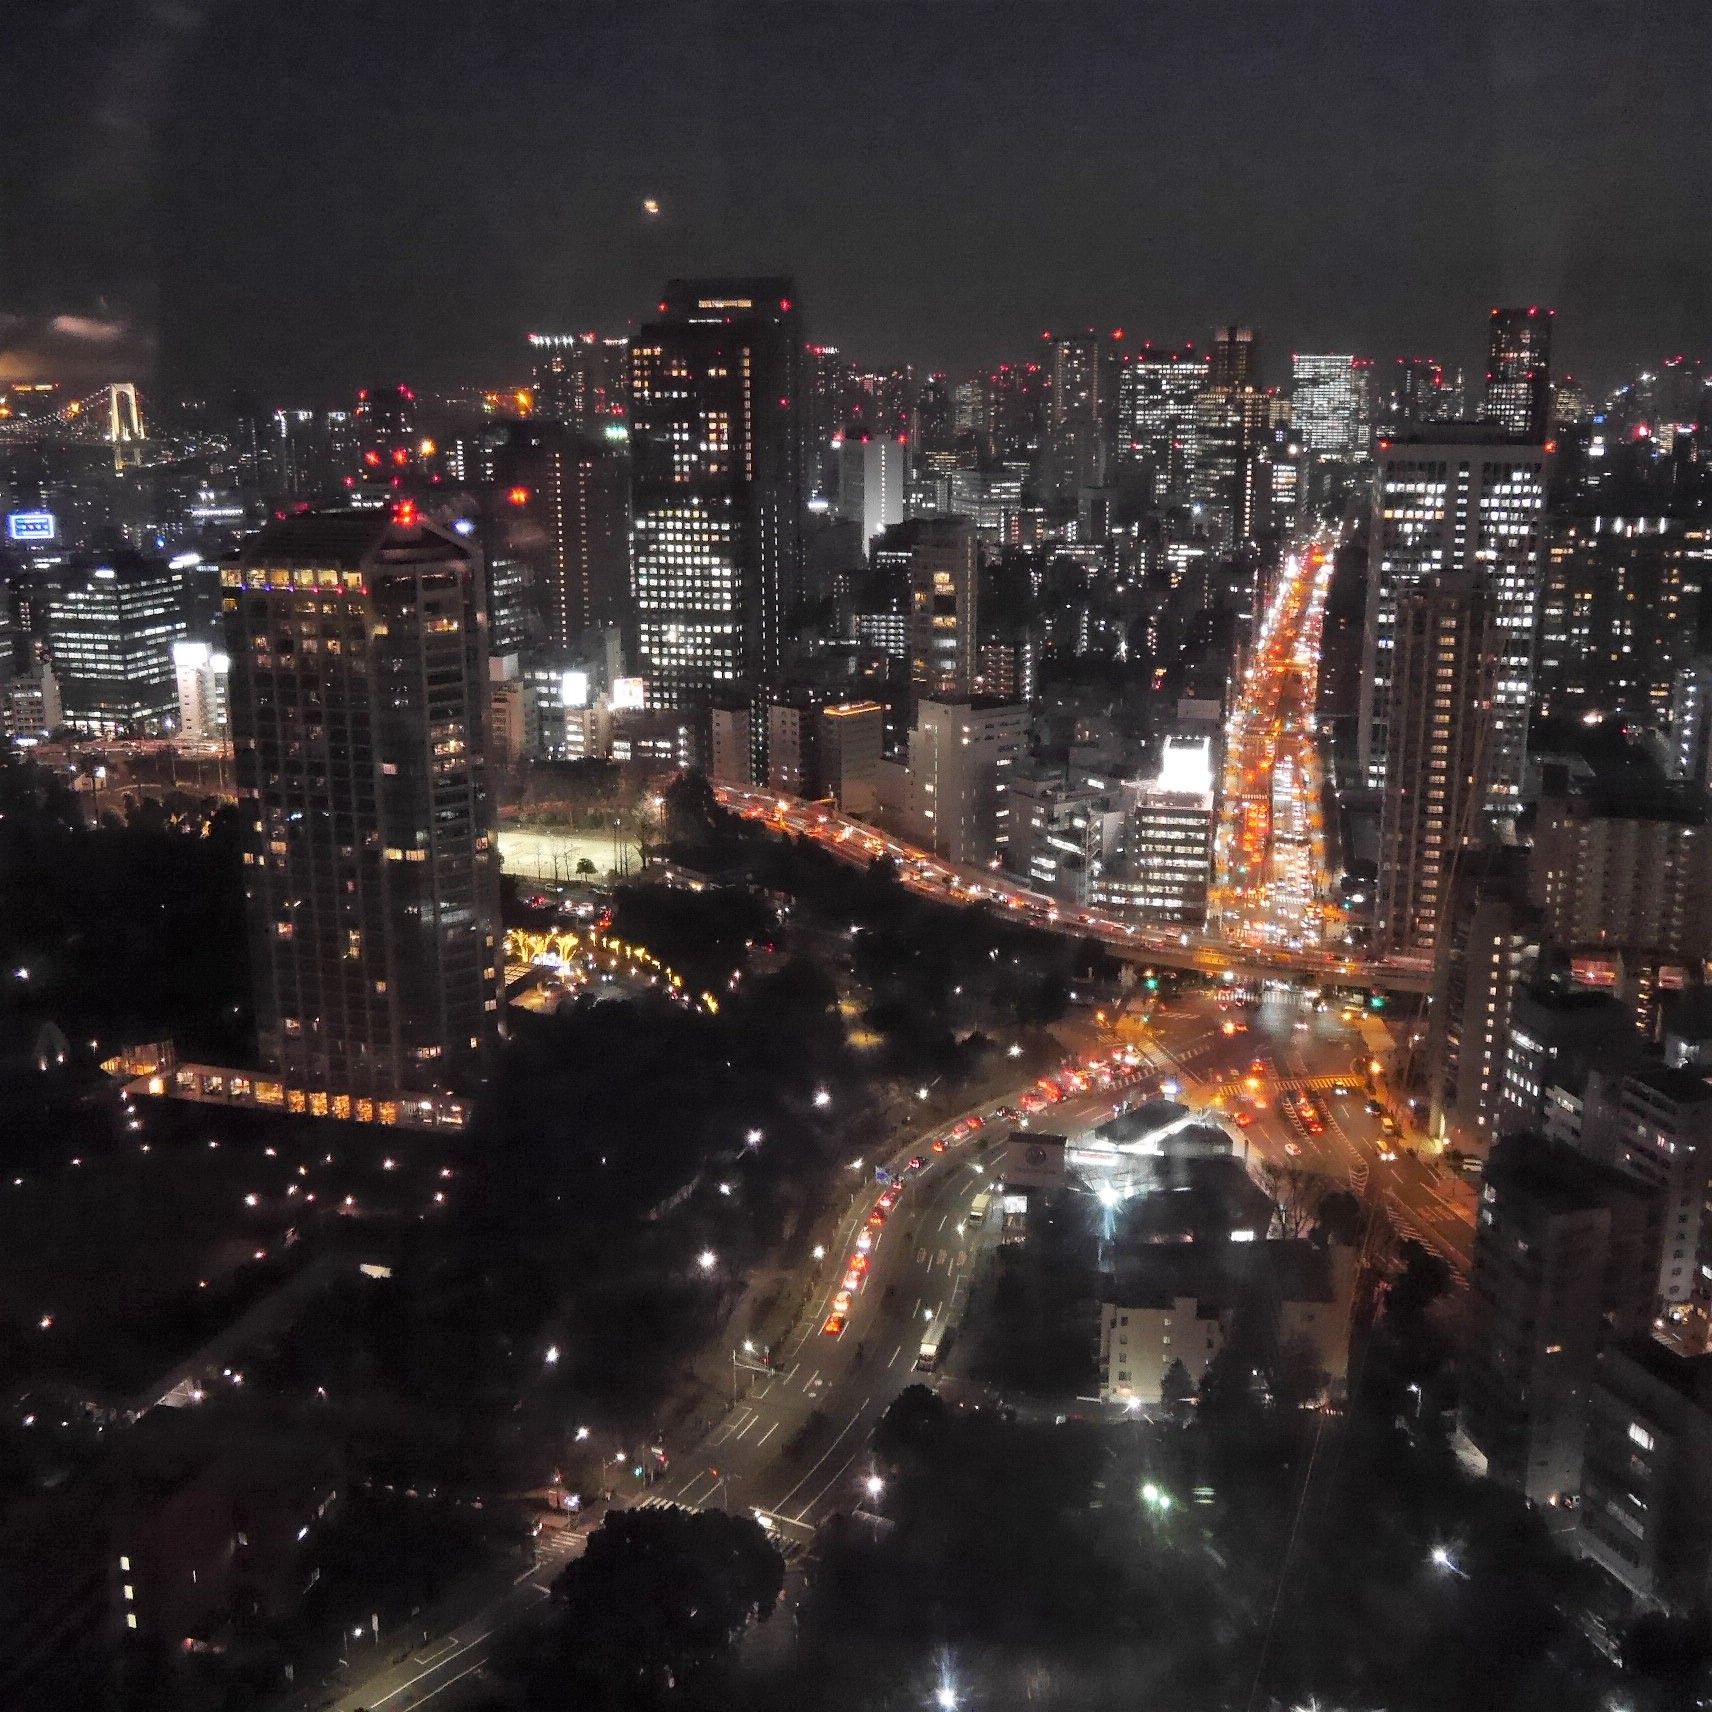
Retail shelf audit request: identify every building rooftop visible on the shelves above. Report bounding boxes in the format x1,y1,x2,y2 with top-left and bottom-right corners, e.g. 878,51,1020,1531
1485,1131,1651,1217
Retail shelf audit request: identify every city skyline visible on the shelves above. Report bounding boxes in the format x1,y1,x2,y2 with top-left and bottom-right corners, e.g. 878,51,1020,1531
5,2,1711,395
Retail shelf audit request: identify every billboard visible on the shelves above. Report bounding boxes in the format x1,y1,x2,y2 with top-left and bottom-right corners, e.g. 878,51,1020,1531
6,511,56,544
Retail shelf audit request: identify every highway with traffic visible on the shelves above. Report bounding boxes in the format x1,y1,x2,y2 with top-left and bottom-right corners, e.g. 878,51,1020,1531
712,784,1434,995
312,975,1473,1712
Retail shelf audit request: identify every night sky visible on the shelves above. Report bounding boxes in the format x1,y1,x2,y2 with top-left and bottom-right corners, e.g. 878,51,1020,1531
4,0,1710,398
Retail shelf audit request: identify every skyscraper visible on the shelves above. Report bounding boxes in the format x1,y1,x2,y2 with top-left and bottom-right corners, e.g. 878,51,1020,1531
1116,346,1207,499
1045,331,1116,496
528,332,631,431
1358,430,1547,819
834,434,906,549
628,278,804,712
1390,357,1461,430
1372,570,1498,962
908,517,979,710
1535,510,1712,726
1289,354,1361,459
1483,306,1555,442
498,422,631,652
47,555,184,736
225,510,501,1120
1207,325,1258,391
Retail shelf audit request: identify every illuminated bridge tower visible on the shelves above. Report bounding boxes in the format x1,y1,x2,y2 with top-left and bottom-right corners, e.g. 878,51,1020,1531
107,383,145,470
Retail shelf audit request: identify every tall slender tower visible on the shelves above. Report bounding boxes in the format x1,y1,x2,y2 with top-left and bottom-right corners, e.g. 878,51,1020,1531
225,509,501,1120
628,279,804,712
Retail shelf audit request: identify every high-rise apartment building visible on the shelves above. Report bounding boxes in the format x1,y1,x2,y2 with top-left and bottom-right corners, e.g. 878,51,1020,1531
628,279,804,712
1358,431,1547,818
1671,655,1712,789
1372,571,1497,962
1535,510,1712,725
1461,1132,1654,1505
1290,354,1362,460
908,517,979,709
1483,306,1555,442
225,511,501,1119
1527,771,1712,1009
47,556,184,736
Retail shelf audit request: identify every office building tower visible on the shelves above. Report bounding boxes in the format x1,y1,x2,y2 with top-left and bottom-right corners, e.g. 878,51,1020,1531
47,556,184,736
225,510,501,1119
1390,357,1461,429
1207,325,1258,391
1579,1342,1712,1611
527,331,630,431
1105,736,1217,925
908,517,980,709
629,278,804,712
1372,571,1497,962
986,362,1048,461
1483,306,1555,442
1461,1132,1654,1505
354,383,422,483
1551,376,1592,432
172,639,231,743
835,434,906,549
1008,769,1125,907
498,423,631,652
1358,431,1547,816
817,700,885,813
1290,354,1362,460
1117,346,1208,499
1191,385,1288,548
899,696,1027,866
1535,510,1712,725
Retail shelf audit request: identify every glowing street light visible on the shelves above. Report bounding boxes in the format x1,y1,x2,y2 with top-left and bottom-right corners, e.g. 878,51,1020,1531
544,1344,560,1367
813,1088,832,1109
865,1474,884,1500
575,1425,590,1442
697,1249,718,1273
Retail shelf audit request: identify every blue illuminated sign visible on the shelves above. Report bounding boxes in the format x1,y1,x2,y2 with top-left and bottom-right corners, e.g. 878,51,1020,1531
6,511,56,544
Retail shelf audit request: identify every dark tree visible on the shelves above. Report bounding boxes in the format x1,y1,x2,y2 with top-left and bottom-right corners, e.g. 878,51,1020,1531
872,1384,949,1468
550,1506,783,1702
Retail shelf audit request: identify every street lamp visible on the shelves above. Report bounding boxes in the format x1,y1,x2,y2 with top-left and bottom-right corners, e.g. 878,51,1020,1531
813,1088,832,1109
812,1244,826,1261
935,1686,958,1711
544,1344,560,1367
697,1249,717,1273
745,1128,764,1148
865,1474,884,1500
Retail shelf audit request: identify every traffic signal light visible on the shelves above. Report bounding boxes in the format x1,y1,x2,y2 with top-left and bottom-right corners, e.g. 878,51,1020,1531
1368,993,1386,1011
